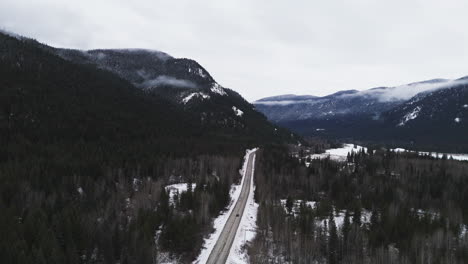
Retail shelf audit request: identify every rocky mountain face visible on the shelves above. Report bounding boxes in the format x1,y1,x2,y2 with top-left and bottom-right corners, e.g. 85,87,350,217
255,78,468,151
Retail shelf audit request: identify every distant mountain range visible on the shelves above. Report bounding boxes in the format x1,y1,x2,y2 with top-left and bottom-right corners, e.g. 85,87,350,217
254,78,468,151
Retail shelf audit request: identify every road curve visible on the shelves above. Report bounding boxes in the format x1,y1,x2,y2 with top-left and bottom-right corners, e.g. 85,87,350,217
206,150,256,264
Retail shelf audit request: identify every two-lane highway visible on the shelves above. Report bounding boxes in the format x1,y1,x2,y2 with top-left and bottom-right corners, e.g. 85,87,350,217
206,150,256,264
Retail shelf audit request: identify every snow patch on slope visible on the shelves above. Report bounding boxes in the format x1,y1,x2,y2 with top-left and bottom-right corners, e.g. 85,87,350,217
194,149,257,264
232,106,244,117
211,83,227,96
197,68,207,78
182,92,210,104
398,106,421,126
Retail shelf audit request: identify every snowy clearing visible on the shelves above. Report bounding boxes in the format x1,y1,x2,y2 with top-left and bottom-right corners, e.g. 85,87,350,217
194,149,257,264
165,183,196,205
391,148,468,161
309,144,367,162
278,200,371,228
315,210,372,228
279,199,316,216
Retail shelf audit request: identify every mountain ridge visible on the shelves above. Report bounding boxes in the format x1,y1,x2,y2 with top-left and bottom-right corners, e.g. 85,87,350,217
254,77,468,151
0,30,299,149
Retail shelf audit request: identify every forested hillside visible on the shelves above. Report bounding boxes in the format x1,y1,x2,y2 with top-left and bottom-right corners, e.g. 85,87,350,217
0,31,292,263
249,146,468,263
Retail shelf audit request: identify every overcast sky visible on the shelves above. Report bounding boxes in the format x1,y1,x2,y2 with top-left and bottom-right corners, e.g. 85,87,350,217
1,0,467,101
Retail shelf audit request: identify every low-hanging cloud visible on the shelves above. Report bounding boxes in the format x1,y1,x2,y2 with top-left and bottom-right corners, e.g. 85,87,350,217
256,77,468,105
350,78,468,102
140,75,197,89
254,99,322,106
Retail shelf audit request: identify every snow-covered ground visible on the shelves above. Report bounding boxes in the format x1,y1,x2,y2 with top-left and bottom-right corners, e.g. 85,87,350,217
279,199,316,215
194,148,257,264
391,148,468,161
278,200,371,228
315,210,372,228
308,144,468,162
310,144,367,162
165,183,197,205
228,152,258,264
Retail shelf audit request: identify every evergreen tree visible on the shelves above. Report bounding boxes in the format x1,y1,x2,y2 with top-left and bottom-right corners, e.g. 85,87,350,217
286,196,294,215
353,205,362,227
328,213,339,264
342,210,351,255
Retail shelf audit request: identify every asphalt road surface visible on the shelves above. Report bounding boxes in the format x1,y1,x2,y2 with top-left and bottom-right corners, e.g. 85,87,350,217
206,150,256,264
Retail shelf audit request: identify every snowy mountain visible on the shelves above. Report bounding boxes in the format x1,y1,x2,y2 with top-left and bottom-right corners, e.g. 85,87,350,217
47,46,298,142
381,78,468,146
254,89,401,122
255,77,468,151
0,30,298,147
54,48,227,104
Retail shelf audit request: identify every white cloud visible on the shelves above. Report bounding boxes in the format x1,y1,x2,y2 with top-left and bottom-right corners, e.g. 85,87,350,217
140,76,197,89
349,79,468,102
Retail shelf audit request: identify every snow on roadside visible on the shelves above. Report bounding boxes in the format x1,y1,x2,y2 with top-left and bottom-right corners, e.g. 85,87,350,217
310,144,367,162
228,152,258,264
391,148,468,161
193,148,257,264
